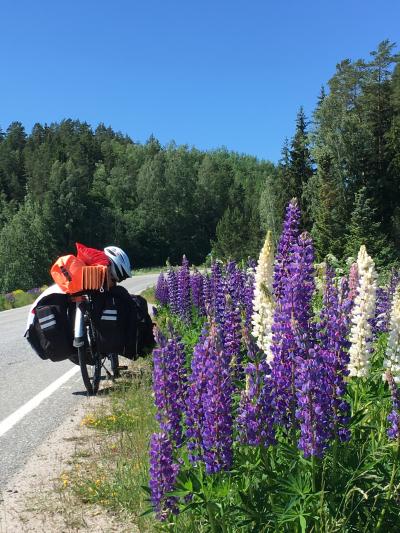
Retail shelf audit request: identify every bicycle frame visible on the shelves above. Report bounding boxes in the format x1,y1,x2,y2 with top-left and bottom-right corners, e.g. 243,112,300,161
72,295,88,348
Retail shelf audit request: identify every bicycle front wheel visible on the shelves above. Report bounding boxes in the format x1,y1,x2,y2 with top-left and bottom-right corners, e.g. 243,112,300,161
78,346,101,396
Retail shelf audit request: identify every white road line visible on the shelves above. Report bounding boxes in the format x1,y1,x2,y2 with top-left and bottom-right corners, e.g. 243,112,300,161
0,366,80,437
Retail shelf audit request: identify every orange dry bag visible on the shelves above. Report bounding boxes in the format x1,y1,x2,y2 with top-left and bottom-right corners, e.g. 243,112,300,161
51,255,110,294
50,255,86,294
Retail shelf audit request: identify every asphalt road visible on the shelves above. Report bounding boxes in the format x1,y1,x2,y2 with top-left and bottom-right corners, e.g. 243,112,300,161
0,273,158,490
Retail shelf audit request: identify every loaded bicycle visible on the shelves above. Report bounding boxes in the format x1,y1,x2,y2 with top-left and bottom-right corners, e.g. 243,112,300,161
71,292,122,395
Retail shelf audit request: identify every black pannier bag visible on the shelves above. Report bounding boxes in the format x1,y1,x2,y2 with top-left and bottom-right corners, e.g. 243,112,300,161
26,293,76,362
90,290,129,354
124,294,155,359
94,286,155,359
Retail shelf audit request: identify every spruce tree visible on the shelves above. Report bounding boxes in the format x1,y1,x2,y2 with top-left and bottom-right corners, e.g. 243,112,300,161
345,186,395,265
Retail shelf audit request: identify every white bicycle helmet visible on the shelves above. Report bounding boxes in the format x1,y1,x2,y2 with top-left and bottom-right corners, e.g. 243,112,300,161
104,246,132,282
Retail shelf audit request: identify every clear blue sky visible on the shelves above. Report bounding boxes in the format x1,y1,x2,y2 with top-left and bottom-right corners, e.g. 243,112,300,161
0,0,398,162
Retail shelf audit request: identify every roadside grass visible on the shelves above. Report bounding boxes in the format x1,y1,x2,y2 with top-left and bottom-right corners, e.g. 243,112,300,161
65,360,160,531
140,286,156,305
133,267,163,276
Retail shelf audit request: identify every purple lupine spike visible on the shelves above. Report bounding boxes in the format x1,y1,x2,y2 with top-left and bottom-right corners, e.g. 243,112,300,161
297,268,351,458
203,274,212,315
153,328,187,445
201,323,233,474
190,269,205,315
210,261,225,326
226,261,245,308
155,273,169,306
244,267,255,332
149,432,180,520
348,262,359,303
273,198,301,303
386,371,400,440
185,323,212,463
372,287,390,336
177,255,191,323
271,231,315,430
237,337,275,447
167,268,179,314
222,295,243,377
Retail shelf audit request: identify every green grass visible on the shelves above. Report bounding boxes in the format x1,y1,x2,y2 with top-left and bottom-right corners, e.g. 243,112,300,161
68,361,160,531
133,267,163,276
140,286,156,305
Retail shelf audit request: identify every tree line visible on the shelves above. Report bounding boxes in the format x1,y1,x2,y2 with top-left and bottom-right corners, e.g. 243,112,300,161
0,40,398,291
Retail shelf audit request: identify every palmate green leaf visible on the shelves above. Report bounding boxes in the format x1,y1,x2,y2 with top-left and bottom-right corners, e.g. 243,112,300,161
299,515,307,533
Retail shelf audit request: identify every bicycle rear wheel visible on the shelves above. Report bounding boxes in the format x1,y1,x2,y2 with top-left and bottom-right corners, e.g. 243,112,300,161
78,324,102,396
109,354,120,378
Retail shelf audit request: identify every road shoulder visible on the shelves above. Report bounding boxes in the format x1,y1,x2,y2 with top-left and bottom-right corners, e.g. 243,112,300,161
0,393,138,533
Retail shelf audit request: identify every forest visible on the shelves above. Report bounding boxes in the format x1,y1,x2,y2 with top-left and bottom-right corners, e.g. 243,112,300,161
0,40,398,292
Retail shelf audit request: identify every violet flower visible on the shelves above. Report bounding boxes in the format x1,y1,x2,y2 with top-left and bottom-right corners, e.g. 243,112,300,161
271,231,315,430
155,273,169,306
201,323,233,474
237,338,275,447
386,371,400,440
210,261,225,326
273,198,301,303
152,328,187,445
191,269,205,315
167,268,179,314
149,432,180,520
177,255,191,323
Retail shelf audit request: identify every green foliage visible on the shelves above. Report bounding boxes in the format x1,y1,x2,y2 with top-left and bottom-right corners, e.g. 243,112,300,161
0,198,56,292
147,307,400,532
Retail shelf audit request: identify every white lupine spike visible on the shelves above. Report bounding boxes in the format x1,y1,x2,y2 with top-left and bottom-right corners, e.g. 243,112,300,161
252,231,275,361
348,245,378,377
383,288,400,383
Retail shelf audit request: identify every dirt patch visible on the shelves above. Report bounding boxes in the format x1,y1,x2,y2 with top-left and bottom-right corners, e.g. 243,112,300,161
0,392,139,533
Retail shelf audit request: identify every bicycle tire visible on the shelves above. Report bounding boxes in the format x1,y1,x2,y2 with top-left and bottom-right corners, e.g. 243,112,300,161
110,354,119,378
78,323,102,396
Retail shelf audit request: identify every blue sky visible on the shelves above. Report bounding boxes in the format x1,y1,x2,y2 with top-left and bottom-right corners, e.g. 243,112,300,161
0,0,398,162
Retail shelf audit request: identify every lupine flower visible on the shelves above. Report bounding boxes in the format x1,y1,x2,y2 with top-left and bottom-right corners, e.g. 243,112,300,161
244,267,255,332
167,268,179,314
226,261,246,309
295,270,352,456
153,328,187,445
149,432,180,520
222,295,243,376
383,288,400,383
271,232,315,429
237,338,275,446
348,262,359,302
185,324,212,462
190,269,205,315
185,322,234,473
372,287,389,335
177,255,191,323
155,273,169,306
203,274,212,315
201,323,233,473
273,198,301,303
348,245,377,378
252,231,275,362
210,261,225,326
386,371,400,440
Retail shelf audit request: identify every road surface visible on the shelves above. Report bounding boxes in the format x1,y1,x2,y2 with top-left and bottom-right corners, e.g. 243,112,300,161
0,273,158,490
